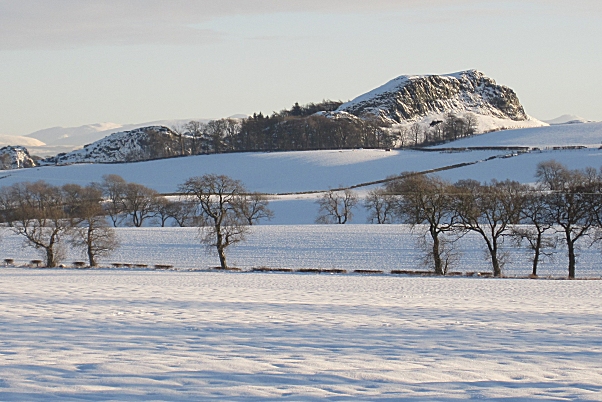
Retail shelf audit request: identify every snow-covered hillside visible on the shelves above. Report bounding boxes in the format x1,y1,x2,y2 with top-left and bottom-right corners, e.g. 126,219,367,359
0,134,45,147
431,121,602,149
42,126,181,165
0,148,510,193
335,69,546,133
18,118,213,157
1,122,602,224
25,118,211,147
0,145,37,170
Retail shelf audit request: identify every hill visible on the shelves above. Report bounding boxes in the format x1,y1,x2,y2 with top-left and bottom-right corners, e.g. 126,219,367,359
3,122,602,224
335,69,546,134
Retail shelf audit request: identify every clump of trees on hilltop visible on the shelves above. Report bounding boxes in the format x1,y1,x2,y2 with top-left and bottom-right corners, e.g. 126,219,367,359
167,105,479,156
169,100,397,154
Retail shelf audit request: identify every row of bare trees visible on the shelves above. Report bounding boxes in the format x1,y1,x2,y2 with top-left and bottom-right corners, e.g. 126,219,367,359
0,175,273,269
0,181,118,267
356,160,602,278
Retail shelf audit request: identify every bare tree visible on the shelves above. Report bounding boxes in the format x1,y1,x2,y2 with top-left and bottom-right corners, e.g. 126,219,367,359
364,188,396,224
238,192,274,225
315,189,358,224
63,184,118,267
185,120,206,155
454,179,525,277
536,160,601,278
98,174,127,227
0,181,70,267
168,199,198,227
152,196,173,227
179,174,250,269
409,123,422,146
388,174,458,275
121,183,160,227
395,127,409,148
170,123,188,156
511,189,556,277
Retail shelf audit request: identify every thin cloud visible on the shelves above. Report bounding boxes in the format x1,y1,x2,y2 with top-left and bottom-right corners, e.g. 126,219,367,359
0,0,598,50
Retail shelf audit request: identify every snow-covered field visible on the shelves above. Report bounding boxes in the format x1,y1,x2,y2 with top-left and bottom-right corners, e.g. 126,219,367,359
0,270,601,400
0,148,507,194
2,123,602,400
2,226,600,278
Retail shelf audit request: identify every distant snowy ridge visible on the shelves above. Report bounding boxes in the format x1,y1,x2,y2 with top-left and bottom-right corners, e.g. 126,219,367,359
26,118,212,147
42,126,181,165
543,114,595,125
0,146,37,169
0,134,45,147
334,70,546,134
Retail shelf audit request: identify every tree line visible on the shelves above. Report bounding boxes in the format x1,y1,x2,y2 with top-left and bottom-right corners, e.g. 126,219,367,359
2,160,598,278
146,102,479,158
329,160,602,279
0,175,272,269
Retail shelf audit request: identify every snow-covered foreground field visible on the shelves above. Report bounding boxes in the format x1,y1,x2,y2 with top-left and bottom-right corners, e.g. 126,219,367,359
0,270,601,400
2,226,601,278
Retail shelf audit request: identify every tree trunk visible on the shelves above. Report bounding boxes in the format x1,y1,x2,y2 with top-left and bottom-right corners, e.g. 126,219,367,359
46,247,56,268
491,253,501,277
216,228,227,269
532,246,540,277
217,245,227,269
489,242,501,277
567,238,576,279
87,227,97,267
431,231,443,275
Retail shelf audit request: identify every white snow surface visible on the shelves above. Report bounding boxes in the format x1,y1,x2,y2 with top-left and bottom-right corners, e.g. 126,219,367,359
431,121,602,149
0,148,509,194
392,112,546,143
1,226,601,278
0,266,600,400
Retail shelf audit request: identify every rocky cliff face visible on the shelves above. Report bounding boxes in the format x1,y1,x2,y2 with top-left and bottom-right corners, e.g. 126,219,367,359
42,126,182,165
336,70,531,124
0,146,37,170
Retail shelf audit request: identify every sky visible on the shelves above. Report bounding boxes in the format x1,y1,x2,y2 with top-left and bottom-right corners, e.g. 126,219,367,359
1,0,601,136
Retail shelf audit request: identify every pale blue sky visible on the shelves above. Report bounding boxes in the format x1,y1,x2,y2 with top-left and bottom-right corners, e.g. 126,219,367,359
1,0,601,135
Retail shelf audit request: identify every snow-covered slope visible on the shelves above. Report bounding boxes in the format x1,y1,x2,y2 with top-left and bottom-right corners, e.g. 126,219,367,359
0,134,45,147
430,121,602,149
42,126,182,165
3,148,508,193
1,122,601,225
335,69,546,133
26,119,211,147
0,146,37,170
